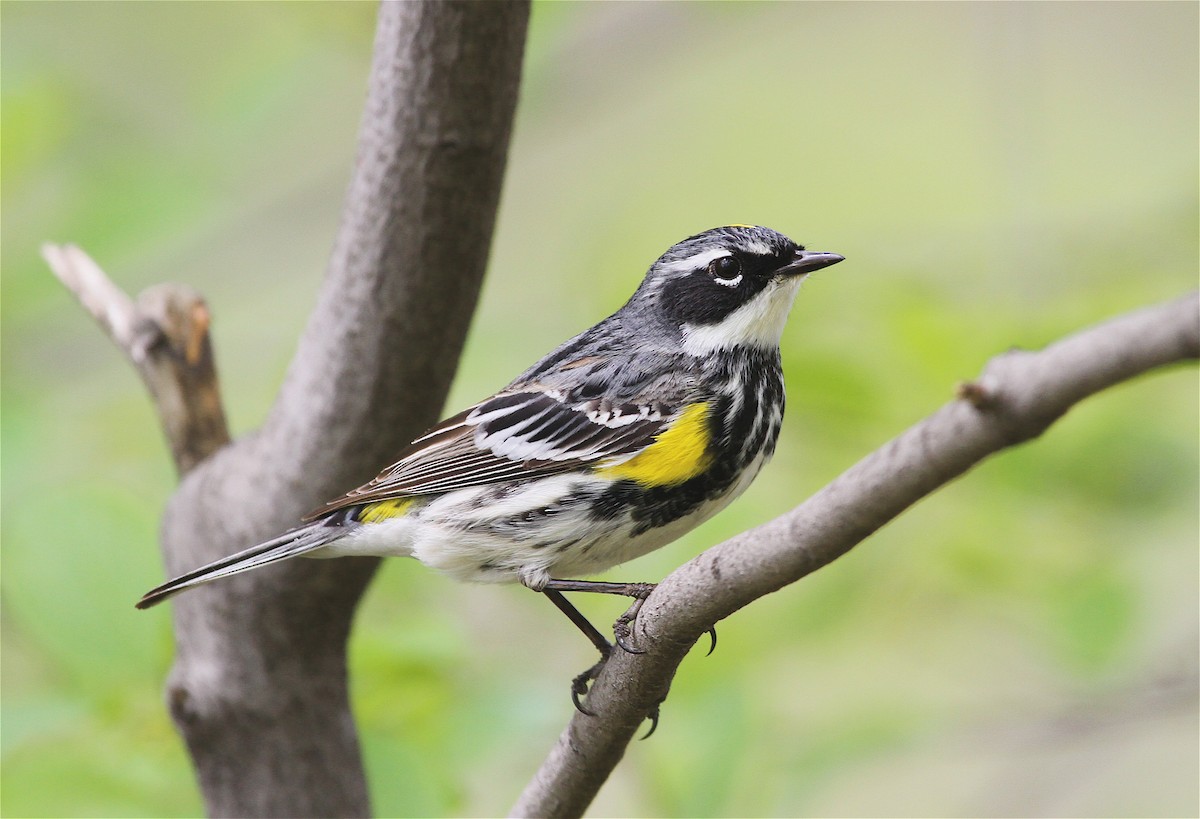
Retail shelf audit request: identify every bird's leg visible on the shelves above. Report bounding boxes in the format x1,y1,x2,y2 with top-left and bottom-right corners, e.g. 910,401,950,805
541,579,718,730
542,586,655,727
542,578,717,655
542,579,658,598
543,578,656,654
542,589,610,715
542,587,612,654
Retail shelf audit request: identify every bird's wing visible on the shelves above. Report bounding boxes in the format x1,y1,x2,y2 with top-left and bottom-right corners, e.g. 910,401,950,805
306,389,677,517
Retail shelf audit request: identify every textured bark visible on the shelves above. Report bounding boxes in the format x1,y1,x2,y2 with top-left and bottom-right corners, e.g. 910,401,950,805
50,3,530,817
511,291,1200,818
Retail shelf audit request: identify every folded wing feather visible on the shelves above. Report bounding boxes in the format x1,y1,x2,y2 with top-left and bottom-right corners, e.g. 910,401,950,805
306,391,674,518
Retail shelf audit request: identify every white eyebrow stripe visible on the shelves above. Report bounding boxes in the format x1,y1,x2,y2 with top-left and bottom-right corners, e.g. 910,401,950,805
657,248,731,275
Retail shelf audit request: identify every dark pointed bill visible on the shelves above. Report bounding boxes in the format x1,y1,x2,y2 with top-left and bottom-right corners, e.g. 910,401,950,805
780,249,845,276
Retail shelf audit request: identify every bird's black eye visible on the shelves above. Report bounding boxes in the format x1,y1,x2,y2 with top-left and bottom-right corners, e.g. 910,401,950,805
707,255,742,285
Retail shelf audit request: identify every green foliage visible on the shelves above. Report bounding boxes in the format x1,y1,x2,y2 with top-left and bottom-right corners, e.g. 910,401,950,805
3,2,1196,816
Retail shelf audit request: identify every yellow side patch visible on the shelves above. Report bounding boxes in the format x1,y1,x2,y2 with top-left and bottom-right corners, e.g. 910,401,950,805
598,403,714,487
725,223,757,229
358,498,415,524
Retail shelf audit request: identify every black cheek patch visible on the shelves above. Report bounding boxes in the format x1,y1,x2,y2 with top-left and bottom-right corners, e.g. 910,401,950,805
662,274,761,326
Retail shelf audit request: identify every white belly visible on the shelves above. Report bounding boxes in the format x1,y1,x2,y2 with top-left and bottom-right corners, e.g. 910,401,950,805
323,449,771,589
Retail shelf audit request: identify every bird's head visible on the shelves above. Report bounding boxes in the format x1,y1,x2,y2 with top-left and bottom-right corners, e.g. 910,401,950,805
629,225,843,354
624,224,840,353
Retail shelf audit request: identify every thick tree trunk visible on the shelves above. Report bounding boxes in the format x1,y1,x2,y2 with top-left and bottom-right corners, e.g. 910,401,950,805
146,4,527,816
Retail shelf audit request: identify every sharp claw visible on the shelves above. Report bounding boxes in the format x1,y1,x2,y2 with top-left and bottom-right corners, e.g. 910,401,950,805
571,681,596,717
639,705,661,740
570,656,607,716
612,597,647,653
615,632,645,655
613,616,646,655
705,625,718,656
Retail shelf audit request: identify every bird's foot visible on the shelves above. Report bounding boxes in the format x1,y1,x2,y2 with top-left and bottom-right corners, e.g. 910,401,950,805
541,579,718,734
567,645,662,738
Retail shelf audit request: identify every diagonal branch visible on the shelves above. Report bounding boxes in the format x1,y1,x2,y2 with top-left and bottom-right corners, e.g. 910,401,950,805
512,290,1200,818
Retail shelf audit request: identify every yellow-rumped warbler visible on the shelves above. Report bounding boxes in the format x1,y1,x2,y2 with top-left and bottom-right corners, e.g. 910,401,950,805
138,225,842,707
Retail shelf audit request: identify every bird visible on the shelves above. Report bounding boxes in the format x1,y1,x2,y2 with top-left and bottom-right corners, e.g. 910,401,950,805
137,224,843,715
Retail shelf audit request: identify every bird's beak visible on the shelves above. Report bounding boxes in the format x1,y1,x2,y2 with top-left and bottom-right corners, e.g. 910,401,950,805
780,249,845,277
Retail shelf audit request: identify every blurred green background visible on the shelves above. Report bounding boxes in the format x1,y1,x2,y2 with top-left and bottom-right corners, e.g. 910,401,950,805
3,2,1197,816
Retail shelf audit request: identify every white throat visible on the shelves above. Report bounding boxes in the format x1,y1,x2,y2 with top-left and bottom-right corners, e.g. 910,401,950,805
680,276,804,355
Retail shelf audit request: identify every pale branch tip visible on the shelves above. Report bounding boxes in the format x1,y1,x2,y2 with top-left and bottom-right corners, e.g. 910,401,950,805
42,243,229,474
42,242,140,350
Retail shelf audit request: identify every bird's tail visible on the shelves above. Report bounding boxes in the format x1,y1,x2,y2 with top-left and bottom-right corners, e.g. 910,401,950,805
135,522,342,609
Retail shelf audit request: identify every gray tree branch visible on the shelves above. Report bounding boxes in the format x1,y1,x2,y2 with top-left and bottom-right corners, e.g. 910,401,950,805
49,3,529,817
511,290,1200,818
